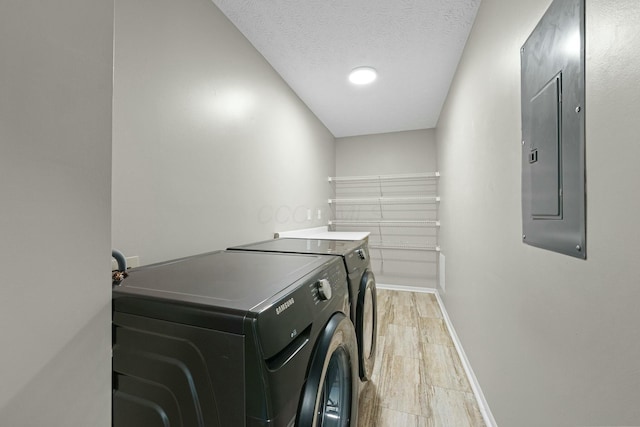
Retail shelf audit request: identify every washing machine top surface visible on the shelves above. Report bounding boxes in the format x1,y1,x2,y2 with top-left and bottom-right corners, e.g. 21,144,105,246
231,238,363,256
114,250,334,312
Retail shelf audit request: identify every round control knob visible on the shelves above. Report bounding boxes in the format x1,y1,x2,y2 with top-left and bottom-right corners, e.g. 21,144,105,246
316,279,332,301
356,249,366,260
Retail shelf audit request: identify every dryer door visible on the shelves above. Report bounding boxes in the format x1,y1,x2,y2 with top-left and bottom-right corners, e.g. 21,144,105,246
357,269,377,381
297,313,358,427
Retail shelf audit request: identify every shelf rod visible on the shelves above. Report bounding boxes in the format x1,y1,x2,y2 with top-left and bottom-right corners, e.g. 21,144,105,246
369,244,441,252
328,196,440,204
328,172,440,182
329,220,440,226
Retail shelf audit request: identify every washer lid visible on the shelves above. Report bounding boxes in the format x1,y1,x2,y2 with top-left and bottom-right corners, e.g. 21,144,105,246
113,250,332,312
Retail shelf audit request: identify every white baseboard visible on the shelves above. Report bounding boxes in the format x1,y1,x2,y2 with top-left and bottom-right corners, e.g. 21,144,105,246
433,291,497,427
376,283,438,294
379,284,497,427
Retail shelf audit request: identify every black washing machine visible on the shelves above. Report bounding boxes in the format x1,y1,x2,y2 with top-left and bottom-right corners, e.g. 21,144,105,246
229,238,377,381
112,250,358,427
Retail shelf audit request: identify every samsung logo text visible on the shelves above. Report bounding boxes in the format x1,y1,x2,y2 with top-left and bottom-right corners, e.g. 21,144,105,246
276,298,295,315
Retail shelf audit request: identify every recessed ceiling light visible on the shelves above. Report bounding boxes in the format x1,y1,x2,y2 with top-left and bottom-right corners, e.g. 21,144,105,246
349,67,377,85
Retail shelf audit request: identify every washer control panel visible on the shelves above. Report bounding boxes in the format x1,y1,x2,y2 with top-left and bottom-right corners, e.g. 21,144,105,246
316,278,332,300
256,255,349,366
308,259,346,305
257,256,348,360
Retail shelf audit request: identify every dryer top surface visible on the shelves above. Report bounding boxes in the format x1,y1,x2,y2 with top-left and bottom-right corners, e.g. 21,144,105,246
231,238,365,256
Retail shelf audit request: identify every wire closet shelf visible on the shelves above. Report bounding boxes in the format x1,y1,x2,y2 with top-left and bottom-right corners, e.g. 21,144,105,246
328,171,440,253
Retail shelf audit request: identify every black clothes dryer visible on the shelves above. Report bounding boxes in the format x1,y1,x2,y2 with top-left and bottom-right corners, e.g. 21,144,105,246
112,250,359,427
229,238,377,381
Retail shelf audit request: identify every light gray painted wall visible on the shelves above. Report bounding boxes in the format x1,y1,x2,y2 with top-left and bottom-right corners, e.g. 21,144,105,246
335,130,438,287
0,1,113,425
436,0,640,425
336,129,437,176
112,0,335,265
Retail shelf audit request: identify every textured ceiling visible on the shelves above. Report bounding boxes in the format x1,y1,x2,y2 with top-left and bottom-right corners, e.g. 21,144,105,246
211,0,481,138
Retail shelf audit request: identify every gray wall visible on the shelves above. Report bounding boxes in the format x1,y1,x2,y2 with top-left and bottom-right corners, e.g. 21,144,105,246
112,0,335,265
436,0,640,425
336,130,438,287
336,129,437,176
0,1,113,426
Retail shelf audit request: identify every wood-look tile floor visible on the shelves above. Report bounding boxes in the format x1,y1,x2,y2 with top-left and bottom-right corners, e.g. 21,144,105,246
358,290,485,427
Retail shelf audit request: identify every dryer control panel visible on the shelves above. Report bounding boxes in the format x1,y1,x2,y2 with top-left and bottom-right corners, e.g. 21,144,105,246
344,242,370,272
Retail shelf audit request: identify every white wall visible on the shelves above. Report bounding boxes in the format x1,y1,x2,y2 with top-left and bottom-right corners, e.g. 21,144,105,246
112,0,336,265
0,1,113,426
335,130,438,287
437,0,640,425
